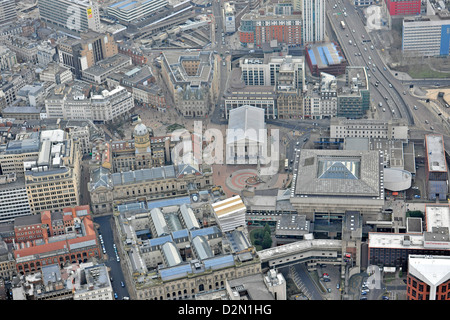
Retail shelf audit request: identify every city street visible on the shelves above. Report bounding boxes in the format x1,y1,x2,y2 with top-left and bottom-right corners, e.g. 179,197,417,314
94,215,130,300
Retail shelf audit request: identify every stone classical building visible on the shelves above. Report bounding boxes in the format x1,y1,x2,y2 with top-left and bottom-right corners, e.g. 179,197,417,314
88,164,213,214
160,50,219,118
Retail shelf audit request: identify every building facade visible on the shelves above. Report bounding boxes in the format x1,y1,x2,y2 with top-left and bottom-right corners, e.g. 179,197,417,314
402,13,450,57
58,31,118,79
386,0,421,16
38,0,100,34
406,255,450,300
239,11,302,47
88,164,213,214
425,134,448,201
24,130,82,214
302,0,325,43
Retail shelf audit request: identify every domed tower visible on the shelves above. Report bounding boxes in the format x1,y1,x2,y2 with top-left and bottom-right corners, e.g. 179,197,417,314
133,119,152,169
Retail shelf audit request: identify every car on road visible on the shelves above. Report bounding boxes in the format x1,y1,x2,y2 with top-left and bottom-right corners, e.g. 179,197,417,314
382,296,389,300
114,293,118,299
121,281,125,287
413,105,418,110
361,291,367,295
360,297,367,300
430,126,434,130
425,120,429,124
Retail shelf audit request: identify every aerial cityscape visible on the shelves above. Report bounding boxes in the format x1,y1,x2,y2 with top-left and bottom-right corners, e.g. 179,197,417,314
0,0,450,305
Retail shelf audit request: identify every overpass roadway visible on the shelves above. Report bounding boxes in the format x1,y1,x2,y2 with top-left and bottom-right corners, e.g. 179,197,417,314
327,0,429,128
257,239,342,269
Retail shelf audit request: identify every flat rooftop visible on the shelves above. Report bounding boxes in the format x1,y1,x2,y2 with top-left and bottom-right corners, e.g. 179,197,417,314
294,149,383,198
425,134,447,172
211,196,246,218
307,42,345,68
425,205,450,231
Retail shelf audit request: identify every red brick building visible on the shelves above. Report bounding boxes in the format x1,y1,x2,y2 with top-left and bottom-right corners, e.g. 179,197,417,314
118,43,148,66
385,0,421,16
13,205,100,275
407,255,450,300
239,12,302,47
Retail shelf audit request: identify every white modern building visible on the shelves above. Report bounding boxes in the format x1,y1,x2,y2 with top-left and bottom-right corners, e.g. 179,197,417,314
38,0,100,34
0,173,32,223
211,196,247,233
330,118,409,140
303,72,338,119
402,12,450,57
0,46,17,71
39,62,73,85
223,2,236,34
240,54,306,90
302,0,325,43
407,255,450,300
45,82,134,122
36,42,56,68
0,0,17,26
68,263,114,300
106,0,168,24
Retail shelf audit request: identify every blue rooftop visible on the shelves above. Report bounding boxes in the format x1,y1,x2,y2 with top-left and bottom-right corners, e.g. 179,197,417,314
160,263,192,281
149,235,173,247
109,0,129,8
190,226,220,239
146,196,191,210
203,255,235,270
172,229,189,239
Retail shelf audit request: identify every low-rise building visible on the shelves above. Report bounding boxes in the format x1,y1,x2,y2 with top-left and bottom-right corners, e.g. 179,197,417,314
1,106,44,120
330,117,409,140
305,42,347,77
68,263,113,300
81,54,132,85
45,80,134,122
39,62,73,85
13,206,100,275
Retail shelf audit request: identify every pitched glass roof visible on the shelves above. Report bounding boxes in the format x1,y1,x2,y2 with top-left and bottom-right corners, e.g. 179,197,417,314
317,158,360,180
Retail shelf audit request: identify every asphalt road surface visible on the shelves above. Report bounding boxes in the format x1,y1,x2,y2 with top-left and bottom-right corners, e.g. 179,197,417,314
95,215,130,300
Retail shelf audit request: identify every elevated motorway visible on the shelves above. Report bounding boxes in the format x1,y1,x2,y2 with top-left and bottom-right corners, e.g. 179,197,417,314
327,0,415,126
257,239,343,269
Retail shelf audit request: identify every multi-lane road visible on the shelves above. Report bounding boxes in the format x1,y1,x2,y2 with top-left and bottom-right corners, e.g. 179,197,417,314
327,0,448,133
